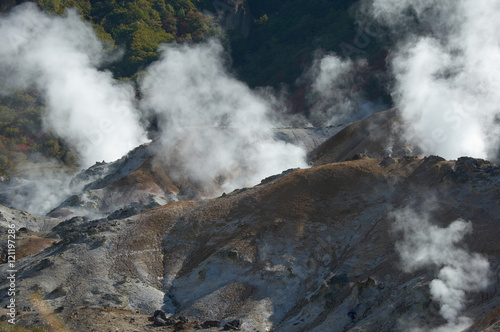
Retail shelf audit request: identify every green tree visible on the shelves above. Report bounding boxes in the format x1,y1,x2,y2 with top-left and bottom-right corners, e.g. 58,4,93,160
43,139,60,158
0,155,8,173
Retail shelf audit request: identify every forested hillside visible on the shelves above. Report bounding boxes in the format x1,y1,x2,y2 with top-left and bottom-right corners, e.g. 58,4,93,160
14,0,216,77
0,91,76,174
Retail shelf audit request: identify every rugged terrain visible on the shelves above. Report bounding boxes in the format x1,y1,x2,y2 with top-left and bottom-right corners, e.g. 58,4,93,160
3,127,341,221
0,112,499,331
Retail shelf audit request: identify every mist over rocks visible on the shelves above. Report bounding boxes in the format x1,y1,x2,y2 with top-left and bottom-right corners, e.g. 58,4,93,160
0,162,84,216
43,126,341,221
392,206,491,328
303,54,385,126
140,40,309,194
0,122,339,221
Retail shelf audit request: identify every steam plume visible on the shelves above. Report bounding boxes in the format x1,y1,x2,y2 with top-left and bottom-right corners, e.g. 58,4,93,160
0,3,148,167
0,162,75,216
140,40,307,193
305,55,368,126
392,206,490,330
0,5,307,213
370,0,500,161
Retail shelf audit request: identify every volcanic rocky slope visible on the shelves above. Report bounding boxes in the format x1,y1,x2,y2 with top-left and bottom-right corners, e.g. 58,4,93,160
0,111,499,331
0,155,499,331
44,126,342,220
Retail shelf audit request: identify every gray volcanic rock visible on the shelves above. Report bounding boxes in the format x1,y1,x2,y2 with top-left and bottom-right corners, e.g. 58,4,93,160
47,141,167,220
0,205,61,274
0,204,60,233
1,156,499,331
0,212,167,319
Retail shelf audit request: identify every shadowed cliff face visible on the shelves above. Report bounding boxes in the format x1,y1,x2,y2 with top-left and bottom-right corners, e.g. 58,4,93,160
1,152,499,331
211,0,252,37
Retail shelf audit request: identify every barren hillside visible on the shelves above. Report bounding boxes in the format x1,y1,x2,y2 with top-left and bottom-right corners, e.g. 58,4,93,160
1,152,499,331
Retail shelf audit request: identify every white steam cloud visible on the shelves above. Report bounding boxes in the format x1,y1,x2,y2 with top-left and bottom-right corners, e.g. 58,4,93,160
0,3,148,167
299,54,380,126
0,163,78,215
392,206,490,330
0,5,307,213
305,54,374,126
140,40,307,194
371,0,500,161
